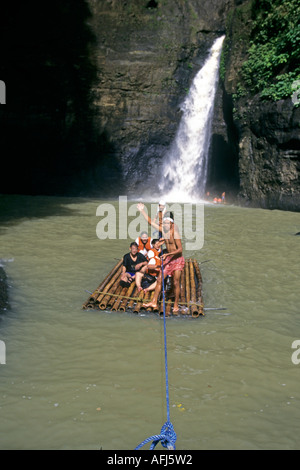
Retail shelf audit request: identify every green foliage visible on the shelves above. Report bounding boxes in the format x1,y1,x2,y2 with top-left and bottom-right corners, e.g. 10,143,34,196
220,38,230,82
239,0,300,101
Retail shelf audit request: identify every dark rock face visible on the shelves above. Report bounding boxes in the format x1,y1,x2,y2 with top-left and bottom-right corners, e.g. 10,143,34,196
2,0,298,209
0,0,238,198
207,83,240,196
87,0,235,195
222,0,300,211
0,1,112,197
235,97,300,210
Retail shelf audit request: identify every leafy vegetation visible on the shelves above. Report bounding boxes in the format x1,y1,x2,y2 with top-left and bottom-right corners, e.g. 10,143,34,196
240,0,300,101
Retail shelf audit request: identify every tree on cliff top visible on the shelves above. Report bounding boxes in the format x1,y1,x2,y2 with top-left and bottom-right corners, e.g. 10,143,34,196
240,0,300,101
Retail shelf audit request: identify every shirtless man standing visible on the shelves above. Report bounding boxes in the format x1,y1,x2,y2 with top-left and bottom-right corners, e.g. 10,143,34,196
137,202,185,313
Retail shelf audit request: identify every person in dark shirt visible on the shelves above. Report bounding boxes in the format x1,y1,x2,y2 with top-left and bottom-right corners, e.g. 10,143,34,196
120,242,148,291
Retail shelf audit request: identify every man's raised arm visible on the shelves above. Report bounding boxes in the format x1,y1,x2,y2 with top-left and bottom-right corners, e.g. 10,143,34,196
137,203,160,231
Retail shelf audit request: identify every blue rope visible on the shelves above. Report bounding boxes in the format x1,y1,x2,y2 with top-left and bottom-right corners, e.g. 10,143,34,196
135,256,177,451
135,421,177,450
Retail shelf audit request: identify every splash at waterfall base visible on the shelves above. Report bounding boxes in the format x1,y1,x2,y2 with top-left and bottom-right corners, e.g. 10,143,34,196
83,258,204,318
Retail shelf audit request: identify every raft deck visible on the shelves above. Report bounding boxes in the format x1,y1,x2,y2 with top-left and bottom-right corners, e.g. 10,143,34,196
83,258,204,318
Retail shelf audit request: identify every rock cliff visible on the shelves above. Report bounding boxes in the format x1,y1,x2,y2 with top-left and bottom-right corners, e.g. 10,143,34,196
89,0,299,209
222,0,300,211
87,0,236,196
1,0,298,210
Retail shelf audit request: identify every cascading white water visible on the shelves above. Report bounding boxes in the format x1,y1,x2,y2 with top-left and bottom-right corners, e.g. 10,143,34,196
158,35,225,202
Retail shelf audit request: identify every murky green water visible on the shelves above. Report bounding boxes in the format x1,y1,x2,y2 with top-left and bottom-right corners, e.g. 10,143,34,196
0,195,299,450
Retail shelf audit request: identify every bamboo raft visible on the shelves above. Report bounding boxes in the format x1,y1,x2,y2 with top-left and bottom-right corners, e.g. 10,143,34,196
83,258,204,318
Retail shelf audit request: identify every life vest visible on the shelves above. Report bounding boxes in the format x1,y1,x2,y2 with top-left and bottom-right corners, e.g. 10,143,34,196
136,237,152,257
147,247,162,268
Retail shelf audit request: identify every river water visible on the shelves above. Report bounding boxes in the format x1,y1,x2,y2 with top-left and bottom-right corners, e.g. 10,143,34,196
0,194,299,450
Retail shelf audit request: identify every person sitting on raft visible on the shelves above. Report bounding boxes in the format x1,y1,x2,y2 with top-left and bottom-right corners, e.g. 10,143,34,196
142,238,164,293
147,238,162,274
137,203,185,313
120,241,148,291
135,231,153,257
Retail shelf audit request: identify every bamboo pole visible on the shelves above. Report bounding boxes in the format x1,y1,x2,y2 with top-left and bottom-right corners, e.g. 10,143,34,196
193,259,202,290
108,285,123,307
119,281,136,311
152,301,160,312
159,296,174,316
95,265,123,304
133,290,145,314
99,273,124,310
193,259,204,316
189,259,199,317
185,259,191,315
82,301,96,310
127,286,138,310
166,299,173,316
158,298,174,316
159,275,168,315
111,287,128,311
159,298,164,316
88,259,123,303
141,290,151,308
179,264,186,314
146,291,154,311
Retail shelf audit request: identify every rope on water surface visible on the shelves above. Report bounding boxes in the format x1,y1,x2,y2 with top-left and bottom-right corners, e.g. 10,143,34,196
135,255,177,451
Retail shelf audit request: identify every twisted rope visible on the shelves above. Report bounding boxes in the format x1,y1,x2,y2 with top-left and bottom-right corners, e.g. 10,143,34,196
135,255,177,450
135,421,177,450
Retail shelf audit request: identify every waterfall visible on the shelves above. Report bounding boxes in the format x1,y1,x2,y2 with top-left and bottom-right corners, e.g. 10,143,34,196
158,35,225,202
